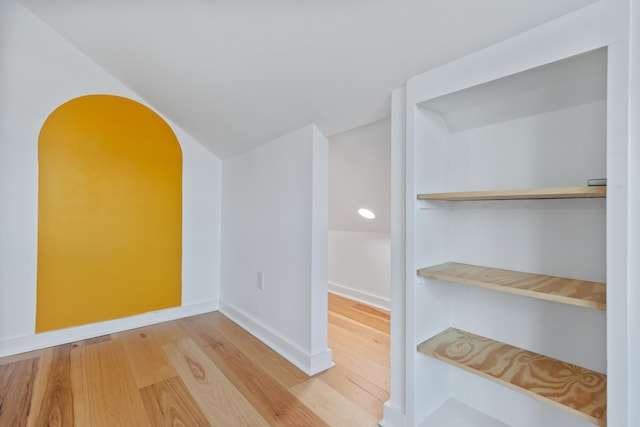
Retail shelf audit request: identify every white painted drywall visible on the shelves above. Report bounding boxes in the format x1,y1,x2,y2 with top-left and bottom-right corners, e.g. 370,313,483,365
380,86,407,427
328,119,391,309
220,124,332,375
328,231,390,309
0,0,221,353
628,3,640,425
329,119,391,233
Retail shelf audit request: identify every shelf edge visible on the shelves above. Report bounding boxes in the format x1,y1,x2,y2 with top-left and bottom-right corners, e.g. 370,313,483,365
417,186,607,201
418,262,606,310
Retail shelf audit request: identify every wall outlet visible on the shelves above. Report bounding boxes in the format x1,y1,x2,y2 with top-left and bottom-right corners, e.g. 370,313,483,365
257,272,264,290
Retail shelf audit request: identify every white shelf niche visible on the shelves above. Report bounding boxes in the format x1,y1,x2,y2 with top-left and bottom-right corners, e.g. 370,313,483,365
409,47,608,427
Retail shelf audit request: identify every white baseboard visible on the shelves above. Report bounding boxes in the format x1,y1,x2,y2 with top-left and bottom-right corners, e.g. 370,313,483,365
0,300,219,358
329,282,391,311
379,400,407,427
219,300,334,376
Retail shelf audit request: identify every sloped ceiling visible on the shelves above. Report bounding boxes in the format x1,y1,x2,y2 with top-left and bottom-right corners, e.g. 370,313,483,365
19,0,596,158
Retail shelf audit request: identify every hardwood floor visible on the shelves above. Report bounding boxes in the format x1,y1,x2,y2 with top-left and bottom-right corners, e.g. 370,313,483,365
0,293,389,426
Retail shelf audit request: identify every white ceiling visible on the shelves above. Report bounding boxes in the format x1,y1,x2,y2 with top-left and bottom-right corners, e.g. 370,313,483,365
19,0,596,158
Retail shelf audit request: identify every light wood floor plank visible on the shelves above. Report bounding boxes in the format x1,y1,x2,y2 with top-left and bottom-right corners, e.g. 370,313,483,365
315,363,388,419
0,294,390,426
290,377,379,427
163,338,269,426
0,349,45,367
143,320,190,346
69,345,92,426
139,375,211,426
0,358,38,426
328,293,390,334
352,303,390,321
116,326,178,388
328,311,390,346
27,344,74,427
180,314,330,426
77,339,151,426
329,322,390,366
330,339,390,391
205,312,309,388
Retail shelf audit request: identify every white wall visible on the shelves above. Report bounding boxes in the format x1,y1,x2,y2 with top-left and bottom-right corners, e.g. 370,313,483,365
329,119,391,233
628,2,640,425
220,124,332,375
380,86,407,427
328,231,390,309
328,119,391,308
0,0,222,356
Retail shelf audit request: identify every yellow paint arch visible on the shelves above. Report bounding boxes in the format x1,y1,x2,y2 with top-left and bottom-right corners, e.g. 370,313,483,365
37,95,182,333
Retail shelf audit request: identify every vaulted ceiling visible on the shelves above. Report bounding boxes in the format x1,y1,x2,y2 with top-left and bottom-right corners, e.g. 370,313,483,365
19,0,596,158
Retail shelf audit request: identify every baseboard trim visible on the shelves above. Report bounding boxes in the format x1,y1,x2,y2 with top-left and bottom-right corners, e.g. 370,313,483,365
379,400,407,427
0,300,219,358
328,282,390,311
219,300,334,376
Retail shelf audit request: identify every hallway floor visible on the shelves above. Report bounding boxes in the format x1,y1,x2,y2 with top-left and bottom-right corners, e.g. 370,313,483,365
0,294,390,426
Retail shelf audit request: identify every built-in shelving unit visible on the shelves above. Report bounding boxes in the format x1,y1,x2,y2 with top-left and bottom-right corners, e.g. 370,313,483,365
417,262,606,310
417,327,607,426
404,40,620,426
417,186,606,201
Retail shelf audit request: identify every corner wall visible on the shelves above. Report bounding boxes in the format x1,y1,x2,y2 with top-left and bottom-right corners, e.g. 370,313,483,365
328,231,391,309
0,0,222,356
328,119,391,308
220,124,332,375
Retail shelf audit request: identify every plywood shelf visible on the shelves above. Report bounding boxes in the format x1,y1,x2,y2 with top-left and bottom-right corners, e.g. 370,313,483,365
417,328,607,426
417,186,606,201
418,262,606,310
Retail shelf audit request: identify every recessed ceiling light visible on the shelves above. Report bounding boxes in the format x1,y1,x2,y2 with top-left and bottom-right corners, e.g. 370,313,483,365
358,208,376,219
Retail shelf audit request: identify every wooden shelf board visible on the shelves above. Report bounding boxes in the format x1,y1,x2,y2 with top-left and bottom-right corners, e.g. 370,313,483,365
417,328,607,426
417,186,606,201
418,262,606,310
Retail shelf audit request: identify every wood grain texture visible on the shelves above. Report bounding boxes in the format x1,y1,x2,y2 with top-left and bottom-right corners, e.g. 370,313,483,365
0,358,38,426
325,293,390,419
418,262,606,310
315,363,388,419
417,186,606,201
328,312,390,348
0,295,389,426
328,293,390,334
75,339,151,427
417,327,606,426
179,314,329,426
141,320,189,346
69,346,91,426
117,327,178,388
0,349,44,367
204,312,309,389
329,323,390,366
139,377,210,427
290,377,379,426
330,339,389,391
27,345,74,427
163,337,268,426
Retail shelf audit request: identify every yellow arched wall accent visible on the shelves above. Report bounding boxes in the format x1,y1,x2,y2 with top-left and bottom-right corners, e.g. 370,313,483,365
36,95,182,333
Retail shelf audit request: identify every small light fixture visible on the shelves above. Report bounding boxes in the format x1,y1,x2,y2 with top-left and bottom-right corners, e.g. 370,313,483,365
358,208,376,219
